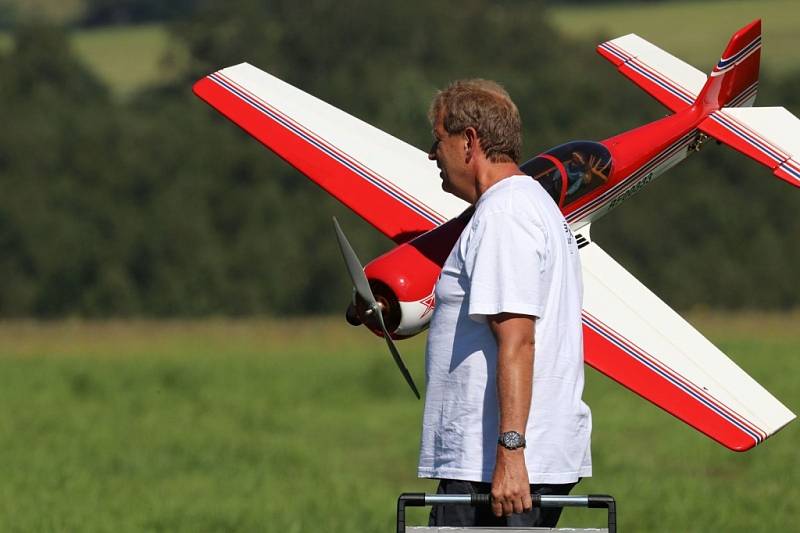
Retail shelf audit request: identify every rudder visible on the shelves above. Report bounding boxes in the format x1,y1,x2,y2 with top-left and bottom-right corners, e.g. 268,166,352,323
697,19,761,109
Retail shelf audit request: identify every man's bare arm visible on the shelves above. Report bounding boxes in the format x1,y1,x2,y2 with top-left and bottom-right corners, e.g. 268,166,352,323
488,312,535,517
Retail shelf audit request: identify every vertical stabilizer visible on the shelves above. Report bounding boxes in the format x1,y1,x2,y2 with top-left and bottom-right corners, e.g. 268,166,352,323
697,19,761,109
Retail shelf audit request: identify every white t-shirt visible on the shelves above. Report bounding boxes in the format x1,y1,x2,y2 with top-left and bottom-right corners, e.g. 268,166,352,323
417,175,592,484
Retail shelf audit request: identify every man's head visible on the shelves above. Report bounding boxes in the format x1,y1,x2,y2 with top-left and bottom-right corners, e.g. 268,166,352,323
571,151,585,165
428,79,522,201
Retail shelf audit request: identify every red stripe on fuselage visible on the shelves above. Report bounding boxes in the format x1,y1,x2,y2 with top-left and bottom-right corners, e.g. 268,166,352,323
563,108,702,223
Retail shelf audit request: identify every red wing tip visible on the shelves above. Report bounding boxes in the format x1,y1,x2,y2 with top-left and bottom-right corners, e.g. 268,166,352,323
725,439,757,452
596,44,622,64
774,169,800,188
193,76,222,101
192,76,211,95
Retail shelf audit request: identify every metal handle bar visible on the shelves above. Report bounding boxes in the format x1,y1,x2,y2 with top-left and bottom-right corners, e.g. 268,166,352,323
396,492,616,533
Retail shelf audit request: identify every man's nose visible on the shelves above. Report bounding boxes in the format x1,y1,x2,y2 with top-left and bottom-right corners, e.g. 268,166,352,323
428,141,438,160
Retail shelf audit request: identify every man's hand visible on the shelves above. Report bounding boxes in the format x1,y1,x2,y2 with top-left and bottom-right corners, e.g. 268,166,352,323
491,447,532,517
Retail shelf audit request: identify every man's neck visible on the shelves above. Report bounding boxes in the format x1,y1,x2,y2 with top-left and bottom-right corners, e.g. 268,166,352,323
474,162,523,201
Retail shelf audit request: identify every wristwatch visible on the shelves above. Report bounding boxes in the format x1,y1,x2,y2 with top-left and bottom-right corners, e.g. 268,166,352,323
498,431,526,450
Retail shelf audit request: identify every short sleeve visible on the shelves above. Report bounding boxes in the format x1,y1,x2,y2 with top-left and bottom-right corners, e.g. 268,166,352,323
465,210,547,321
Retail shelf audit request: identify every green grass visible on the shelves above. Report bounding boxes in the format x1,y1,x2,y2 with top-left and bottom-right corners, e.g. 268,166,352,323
550,0,800,76
70,24,185,100
0,315,797,531
0,23,181,99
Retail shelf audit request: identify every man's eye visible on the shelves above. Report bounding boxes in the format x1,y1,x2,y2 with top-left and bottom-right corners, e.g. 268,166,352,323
430,139,440,153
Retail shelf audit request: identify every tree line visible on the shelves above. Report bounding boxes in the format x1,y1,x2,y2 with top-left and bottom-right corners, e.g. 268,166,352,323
0,0,797,317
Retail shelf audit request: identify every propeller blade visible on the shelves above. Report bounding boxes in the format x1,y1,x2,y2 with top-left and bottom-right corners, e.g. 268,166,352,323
373,308,421,399
332,216,421,399
332,217,376,306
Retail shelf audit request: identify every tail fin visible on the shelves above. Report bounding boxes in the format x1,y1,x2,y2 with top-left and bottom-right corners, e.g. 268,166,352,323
696,19,761,109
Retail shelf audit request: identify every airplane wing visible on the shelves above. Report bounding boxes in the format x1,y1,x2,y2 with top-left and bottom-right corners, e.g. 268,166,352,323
597,34,708,112
576,227,795,451
193,63,469,242
699,107,800,188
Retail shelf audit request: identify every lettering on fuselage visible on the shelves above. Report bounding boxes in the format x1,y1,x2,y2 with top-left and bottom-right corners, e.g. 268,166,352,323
608,171,655,211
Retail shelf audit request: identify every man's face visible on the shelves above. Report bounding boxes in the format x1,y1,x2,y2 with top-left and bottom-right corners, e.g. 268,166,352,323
428,112,471,200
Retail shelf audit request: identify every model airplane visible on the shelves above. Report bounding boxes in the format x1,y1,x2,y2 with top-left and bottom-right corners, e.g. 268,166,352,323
194,19,796,451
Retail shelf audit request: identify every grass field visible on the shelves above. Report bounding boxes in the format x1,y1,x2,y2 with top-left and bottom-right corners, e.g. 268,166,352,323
0,23,183,99
549,0,800,75
0,315,797,531
70,24,186,100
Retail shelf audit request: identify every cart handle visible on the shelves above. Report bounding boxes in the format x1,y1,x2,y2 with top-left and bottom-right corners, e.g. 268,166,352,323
396,492,616,533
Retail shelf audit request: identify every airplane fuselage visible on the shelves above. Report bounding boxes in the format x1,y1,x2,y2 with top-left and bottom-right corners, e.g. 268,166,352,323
362,105,712,338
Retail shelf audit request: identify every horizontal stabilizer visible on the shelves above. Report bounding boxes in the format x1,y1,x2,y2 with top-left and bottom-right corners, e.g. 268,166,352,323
700,107,800,188
597,34,706,112
194,64,468,242
578,235,795,451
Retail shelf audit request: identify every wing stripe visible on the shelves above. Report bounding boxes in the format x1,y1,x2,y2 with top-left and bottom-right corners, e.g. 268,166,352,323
567,130,695,223
208,72,447,226
598,41,628,63
583,311,766,444
626,58,694,104
779,160,800,182
599,41,696,104
710,111,790,165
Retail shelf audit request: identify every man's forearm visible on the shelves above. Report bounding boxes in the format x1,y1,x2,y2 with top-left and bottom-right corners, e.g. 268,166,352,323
490,313,535,433
488,313,535,517
496,334,534,433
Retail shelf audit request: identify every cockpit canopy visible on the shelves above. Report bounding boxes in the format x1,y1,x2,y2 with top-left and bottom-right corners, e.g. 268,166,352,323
520,141,613,208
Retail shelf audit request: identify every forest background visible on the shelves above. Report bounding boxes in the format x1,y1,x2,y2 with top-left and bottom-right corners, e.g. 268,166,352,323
1,0,798,318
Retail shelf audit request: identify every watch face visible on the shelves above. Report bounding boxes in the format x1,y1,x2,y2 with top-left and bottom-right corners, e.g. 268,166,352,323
501,431,525,449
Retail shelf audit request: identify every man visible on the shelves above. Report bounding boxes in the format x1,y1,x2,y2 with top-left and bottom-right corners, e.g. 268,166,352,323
418,79,592,528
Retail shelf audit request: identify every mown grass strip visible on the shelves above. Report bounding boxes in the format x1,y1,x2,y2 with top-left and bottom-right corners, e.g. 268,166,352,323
0,316,797,530
0,23,182,99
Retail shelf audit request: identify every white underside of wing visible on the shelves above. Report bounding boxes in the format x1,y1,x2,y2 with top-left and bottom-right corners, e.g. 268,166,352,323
580,236,795,441
220,63,468,222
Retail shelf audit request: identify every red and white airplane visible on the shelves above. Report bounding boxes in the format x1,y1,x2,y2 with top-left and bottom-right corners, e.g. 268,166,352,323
194,19,796,451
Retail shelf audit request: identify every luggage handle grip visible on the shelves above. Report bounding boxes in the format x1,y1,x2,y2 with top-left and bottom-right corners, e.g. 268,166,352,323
396,493,616,533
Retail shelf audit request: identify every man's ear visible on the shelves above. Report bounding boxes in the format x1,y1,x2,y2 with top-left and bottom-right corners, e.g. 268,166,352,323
464,127,479,162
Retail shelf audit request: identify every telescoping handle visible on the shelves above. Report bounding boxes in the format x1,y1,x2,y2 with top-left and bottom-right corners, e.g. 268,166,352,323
396,493,616,533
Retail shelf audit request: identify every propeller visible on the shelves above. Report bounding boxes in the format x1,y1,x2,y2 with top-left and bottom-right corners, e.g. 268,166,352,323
332,217,421,399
